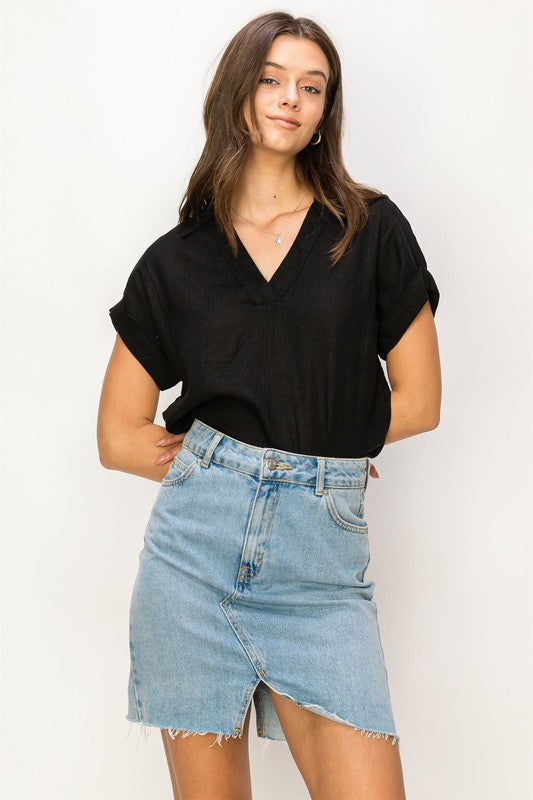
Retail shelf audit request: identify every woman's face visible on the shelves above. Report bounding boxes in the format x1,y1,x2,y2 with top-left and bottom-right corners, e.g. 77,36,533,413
243,34,330,155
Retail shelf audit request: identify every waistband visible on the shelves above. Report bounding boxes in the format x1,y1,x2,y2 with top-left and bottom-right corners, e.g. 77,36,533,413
182,418,370,492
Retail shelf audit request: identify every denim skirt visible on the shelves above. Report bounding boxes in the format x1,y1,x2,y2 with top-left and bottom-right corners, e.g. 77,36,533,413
126,418,399,749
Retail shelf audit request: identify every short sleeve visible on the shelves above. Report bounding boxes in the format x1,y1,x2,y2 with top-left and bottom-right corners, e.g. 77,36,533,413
109,250,179,390
376,200,440,360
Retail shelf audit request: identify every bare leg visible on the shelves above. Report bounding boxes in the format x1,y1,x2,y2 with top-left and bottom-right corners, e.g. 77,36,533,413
159,702,254,800
161,726,182,800
267,685,407,800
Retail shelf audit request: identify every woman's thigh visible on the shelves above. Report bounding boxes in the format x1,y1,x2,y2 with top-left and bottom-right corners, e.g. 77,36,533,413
160,702,254,800
267,686,407,800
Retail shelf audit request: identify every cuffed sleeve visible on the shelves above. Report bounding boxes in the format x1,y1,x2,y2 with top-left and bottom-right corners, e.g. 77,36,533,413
109,251,180,390
376,200,440,360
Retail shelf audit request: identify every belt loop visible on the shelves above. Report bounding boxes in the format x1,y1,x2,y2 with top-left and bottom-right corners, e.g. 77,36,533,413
364,457,370,489
315,457,326,495
200,430,224,468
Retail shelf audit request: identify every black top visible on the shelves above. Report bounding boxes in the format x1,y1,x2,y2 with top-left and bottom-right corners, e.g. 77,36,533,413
109,195,439,458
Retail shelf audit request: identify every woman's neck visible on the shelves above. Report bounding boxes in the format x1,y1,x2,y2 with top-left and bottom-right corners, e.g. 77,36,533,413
231,167,313,222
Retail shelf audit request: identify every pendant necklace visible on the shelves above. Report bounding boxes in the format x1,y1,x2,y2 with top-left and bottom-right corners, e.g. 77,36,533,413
231,192,308,246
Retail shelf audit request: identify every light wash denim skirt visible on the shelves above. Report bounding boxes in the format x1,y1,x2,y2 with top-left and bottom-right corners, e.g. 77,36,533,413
126,418,399,749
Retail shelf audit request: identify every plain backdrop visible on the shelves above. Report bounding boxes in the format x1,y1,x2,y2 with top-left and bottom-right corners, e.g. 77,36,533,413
1,1,532,798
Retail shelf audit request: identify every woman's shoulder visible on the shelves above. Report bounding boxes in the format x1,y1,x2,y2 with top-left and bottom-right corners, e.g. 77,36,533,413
136,207,214,271
367,194,401,221
367,194,416,230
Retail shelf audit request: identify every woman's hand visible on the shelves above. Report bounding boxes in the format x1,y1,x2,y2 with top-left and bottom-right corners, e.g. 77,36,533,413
153,432,186,466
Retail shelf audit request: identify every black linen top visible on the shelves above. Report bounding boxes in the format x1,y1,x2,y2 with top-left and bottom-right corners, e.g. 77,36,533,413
109,195,439,458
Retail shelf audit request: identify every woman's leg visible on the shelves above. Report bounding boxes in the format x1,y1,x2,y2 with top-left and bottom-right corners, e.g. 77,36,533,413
267,685,407,800
160,702,254,800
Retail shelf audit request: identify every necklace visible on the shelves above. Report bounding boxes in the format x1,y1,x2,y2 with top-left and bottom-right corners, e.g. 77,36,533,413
231,191,308,245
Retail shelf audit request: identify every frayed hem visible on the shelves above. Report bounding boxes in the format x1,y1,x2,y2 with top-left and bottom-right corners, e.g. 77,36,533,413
166,727,244,748
259,682,400,748
287,699,400,747
353,727,400,746
125,719,244,748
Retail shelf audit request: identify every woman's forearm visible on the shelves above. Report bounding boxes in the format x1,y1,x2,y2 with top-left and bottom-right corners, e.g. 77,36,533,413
101,421,177,483
384,389,439,446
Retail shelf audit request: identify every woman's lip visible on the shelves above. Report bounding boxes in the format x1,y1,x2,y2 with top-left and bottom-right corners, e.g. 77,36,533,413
268,117,300,129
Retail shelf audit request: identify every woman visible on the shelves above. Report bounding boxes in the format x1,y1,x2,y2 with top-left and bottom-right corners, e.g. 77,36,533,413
98,11,441,800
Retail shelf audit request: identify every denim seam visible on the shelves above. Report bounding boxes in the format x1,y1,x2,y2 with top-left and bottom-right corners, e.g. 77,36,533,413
220,598,268,681
129,632,143,722
232,679,260,737
161,457,200,486
324,490,369,534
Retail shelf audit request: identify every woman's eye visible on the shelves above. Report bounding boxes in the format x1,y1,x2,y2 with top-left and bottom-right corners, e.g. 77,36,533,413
259,77,321,94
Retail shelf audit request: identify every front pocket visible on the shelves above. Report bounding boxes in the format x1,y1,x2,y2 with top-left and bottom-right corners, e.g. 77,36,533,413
161,445,201,486
324,486,368,534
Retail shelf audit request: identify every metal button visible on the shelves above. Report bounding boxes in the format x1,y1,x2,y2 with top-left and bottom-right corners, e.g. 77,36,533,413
266,458,278,469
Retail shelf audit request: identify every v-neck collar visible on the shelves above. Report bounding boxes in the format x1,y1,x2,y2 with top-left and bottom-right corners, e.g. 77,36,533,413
177,197,325,305
223,198,324,305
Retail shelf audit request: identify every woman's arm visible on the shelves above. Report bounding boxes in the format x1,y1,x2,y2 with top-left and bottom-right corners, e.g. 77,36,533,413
97,334,184,482
383,300,442,446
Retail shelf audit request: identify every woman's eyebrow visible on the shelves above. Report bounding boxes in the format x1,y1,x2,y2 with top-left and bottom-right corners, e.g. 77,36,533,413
263,60,328,83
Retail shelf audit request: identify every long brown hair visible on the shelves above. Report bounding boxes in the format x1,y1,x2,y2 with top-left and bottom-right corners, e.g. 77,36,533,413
178,11,387,267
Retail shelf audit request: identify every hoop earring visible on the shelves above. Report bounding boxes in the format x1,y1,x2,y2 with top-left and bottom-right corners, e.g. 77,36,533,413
309,129,321,146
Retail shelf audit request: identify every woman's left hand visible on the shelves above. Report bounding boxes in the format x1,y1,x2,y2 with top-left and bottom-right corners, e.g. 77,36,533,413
153,432,186,466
